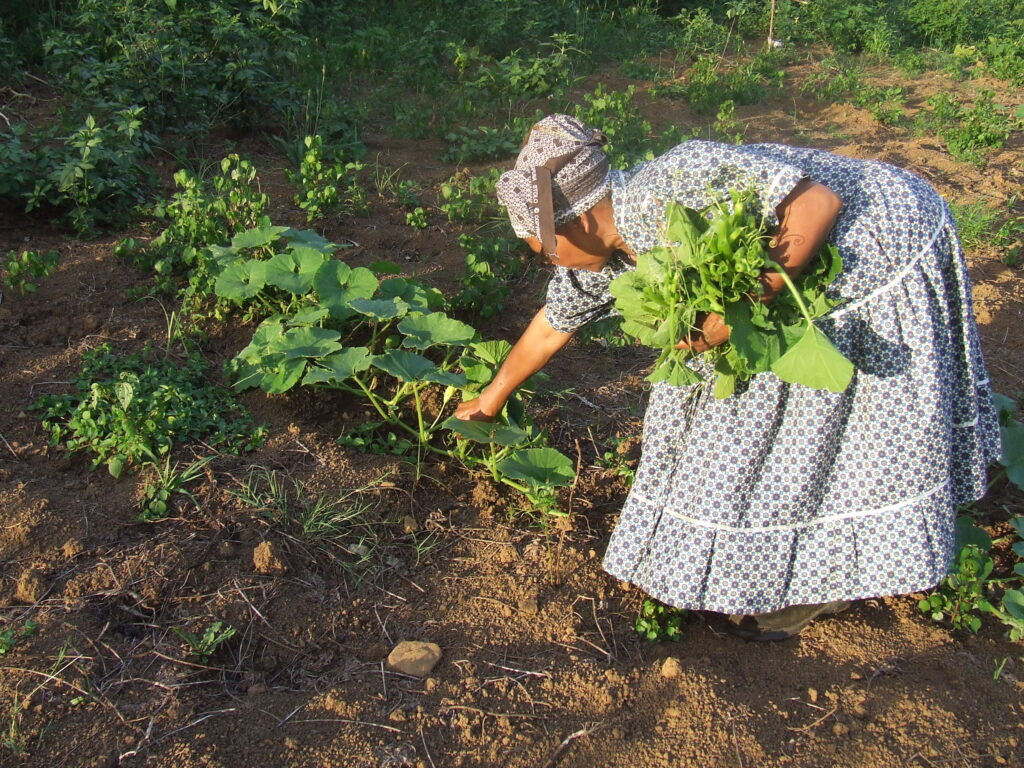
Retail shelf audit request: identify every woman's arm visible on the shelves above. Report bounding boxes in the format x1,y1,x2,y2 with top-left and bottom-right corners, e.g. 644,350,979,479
454,306,574,421
756,178,843,301
680,178,843,352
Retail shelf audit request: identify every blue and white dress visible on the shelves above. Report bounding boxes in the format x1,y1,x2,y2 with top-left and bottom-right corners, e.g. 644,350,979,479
544,141,1000,614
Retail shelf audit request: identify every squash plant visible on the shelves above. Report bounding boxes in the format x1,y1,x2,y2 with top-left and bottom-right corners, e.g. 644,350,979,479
216,224,577,518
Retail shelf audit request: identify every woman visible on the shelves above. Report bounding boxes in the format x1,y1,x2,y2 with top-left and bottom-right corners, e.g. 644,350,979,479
454,114,1000,641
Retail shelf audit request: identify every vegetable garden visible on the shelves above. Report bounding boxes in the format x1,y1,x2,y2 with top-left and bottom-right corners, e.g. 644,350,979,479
1,1,1023,766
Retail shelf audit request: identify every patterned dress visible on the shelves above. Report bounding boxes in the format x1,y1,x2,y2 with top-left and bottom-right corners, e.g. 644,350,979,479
544,141,1000,614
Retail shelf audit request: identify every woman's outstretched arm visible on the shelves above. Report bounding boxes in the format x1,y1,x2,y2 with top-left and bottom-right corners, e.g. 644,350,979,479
454,306,574,421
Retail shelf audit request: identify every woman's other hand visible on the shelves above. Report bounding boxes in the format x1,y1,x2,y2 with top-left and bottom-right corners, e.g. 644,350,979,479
675,312,730,353
454,396,498,422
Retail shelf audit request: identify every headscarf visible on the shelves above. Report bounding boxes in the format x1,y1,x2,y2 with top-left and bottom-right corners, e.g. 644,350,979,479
496,114,609,255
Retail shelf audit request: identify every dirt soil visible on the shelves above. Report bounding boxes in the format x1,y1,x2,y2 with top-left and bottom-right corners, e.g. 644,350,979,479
1,57,1024,768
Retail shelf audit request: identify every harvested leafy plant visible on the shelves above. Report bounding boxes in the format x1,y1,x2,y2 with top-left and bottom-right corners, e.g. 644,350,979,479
609,190,854,398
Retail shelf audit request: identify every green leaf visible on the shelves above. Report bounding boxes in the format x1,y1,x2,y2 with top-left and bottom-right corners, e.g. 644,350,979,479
370,260,402,274
281,228,337,252
399,312,477,350
497,447,575,489
303,347,372,385
770,323,854,393
268,326,343,359
372,349,436,382
1002,589,1024,621
258,358,305,397
215,260,266,300
469,340,512,366
724,300,776,373
955,516,992,551
263,247,327,294
442,416,528,446
231,225,289,249
108,455,125,478
421,368,467,388
349,297,409,321
287,306,330,326
314,262,378,319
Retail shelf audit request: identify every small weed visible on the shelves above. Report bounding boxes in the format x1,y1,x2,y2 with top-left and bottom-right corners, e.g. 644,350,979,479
138,454,215,522
2,250,59,295
0,621,38,656
174,621,237,664
287,135,370,222
712,99,744,144
405,206,428,230
395,179,422,209
32,343,264,477
949,200,1001,252
635,598,686,642
438,168,502,224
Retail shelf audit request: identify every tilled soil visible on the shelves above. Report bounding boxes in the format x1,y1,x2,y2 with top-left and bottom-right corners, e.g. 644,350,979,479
1,59,1023,768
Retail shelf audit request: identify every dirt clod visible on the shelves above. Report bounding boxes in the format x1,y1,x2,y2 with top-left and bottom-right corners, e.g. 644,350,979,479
387,640,442,677
15,569,47,603
252,540,288,575
660,657,682,679
61,538,83,559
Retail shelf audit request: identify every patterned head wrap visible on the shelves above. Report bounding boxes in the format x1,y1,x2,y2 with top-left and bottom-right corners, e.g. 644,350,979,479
496,114,609,255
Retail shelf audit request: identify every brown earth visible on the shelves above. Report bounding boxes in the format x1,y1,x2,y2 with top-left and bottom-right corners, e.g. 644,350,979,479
1,55,1023,768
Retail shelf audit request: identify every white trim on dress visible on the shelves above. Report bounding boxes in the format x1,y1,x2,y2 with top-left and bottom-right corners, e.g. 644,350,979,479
630,479,949,534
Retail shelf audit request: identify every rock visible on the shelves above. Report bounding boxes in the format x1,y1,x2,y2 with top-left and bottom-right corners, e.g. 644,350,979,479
16,570,46,604
387,641,442,677
807,687,818,704
62,539,83,559
402,514,419,534
518,595,539,615
660,657,682,679
253,541,288,576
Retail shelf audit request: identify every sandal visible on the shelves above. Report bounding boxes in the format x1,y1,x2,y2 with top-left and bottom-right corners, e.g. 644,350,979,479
726,600,852,642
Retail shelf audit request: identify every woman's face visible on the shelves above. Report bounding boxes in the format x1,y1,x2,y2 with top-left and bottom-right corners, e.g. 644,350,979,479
524,226,611,272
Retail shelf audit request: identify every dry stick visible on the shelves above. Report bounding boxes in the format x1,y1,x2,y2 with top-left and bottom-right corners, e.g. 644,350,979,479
786,704,838,733
481,660,550,679
541,723,604,768
283,718,401,733
419,727,437,768
0,430,20,459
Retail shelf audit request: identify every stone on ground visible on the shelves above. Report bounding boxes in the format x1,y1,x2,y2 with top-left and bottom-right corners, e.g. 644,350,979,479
387,640,442,677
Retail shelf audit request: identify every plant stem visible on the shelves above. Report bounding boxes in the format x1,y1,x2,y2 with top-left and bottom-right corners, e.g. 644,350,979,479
769,262,814,324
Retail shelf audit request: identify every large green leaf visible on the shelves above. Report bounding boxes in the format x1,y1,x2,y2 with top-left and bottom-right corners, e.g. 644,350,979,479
281,228,336,252
380,277,442,312
215,259,266,300
287,306,330,326
497,447,576,489
303,346,372,385
399,312,476,350
443,416,528,446
1002,589,1024,621
421,368,467,388
1000,418,1024,490
770,323,853,393
260,356,307,394
231,225,289,249
269,326,343,359
372,349,435,382
350,297,409,321
469,340,512,366
314,262,378,319
264,247,327,294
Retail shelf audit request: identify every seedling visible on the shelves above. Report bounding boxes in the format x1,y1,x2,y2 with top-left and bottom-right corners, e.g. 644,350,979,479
174,621,237,664
635,599,685,642
0,621,38,656
2,250,59,294
405,206,428,229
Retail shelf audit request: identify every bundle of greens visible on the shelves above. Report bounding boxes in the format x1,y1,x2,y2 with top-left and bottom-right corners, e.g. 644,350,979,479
608,189,854,398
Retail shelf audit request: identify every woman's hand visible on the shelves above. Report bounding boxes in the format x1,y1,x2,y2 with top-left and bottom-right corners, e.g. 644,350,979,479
454,396,499,422
675,312,730,353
